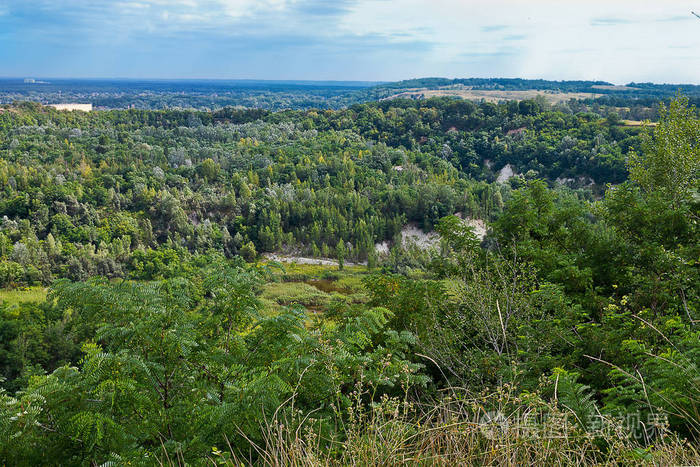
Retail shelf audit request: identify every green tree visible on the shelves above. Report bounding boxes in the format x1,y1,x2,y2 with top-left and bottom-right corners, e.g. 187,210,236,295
199,158,220,181
628,96,700,206
239,241,257,262
336,239,346,270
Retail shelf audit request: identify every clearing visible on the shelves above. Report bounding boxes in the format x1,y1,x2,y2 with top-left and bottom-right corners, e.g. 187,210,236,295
263,253,365,267
48,103,93,111
620,120,657,127
591,84,642,92
383,87,603,104
0,287,47,307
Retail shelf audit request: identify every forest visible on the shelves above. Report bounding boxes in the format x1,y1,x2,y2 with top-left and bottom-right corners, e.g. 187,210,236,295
0,79,379,111
3,77,700,112
0,93,698,465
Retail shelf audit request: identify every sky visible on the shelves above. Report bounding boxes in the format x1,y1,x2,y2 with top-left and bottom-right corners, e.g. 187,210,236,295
1,0,699,84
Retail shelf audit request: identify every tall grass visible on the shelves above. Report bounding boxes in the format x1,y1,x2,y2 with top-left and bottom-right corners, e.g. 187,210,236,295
200,387,699,466
0,286,47,306
260,281,332,309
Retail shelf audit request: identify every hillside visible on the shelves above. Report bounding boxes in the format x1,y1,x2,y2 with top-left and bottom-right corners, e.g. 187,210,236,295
0,94,649,288
0,94,698,465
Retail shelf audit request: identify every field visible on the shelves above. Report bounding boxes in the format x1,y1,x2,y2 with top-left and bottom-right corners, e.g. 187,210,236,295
384,87,604,104
591,84,642,91
0,287,47,306
620,119,658,127
263,259,366,276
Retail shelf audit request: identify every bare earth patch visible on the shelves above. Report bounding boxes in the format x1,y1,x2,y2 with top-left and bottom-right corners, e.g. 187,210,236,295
263,253,365,266
496,164,518,183
48,103,93,111
464,218,487,240
401,224,440,250
374,241,390,256
591,84,642,91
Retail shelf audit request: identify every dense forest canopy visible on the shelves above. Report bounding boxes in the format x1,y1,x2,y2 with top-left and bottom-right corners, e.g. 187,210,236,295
0,96,653,286
0,89,698,465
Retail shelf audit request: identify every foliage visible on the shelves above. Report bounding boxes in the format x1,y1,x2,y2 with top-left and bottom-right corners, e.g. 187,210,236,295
628,95,700,205
0,94,655,285
0,95,698,464
0,264,426,464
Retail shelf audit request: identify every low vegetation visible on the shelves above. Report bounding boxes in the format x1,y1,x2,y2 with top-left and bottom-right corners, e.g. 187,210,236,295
0,286,46,306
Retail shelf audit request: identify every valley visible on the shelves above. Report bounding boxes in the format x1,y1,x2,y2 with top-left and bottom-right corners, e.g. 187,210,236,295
0,86,698,466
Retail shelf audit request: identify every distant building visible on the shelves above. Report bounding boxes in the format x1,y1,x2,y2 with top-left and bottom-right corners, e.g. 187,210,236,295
49,103,93,112
24,78,36,84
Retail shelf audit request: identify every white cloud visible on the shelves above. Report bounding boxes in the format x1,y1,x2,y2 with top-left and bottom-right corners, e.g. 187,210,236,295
337,0,700,82
3,0,700,82
217,0,290,18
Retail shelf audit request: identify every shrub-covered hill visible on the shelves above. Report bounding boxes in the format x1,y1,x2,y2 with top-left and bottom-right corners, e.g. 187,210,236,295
0,96,698,465
0,96,652,287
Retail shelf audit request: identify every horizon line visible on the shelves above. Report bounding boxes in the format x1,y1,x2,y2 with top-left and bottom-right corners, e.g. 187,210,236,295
2,76,700,87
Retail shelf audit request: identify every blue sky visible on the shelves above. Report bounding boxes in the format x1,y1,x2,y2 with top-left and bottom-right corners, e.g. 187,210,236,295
1,0,699,83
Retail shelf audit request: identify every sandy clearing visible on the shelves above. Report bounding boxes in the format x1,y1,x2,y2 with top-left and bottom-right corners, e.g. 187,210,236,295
374,241,390,256
464,218,487,240
496,164,517,183
49,103,93,111
263,253,365,267
401,224,440,250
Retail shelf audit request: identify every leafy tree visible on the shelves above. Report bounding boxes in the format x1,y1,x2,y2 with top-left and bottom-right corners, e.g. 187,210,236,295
628,96,699,206
199,157,220,181
336,239,346,270
239,241,257,262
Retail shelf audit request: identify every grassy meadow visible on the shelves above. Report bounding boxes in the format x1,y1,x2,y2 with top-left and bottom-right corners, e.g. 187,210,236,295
0,286,47,307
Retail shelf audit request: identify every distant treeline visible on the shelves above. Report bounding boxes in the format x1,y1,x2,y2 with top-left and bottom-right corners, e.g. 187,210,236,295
2,77,700,111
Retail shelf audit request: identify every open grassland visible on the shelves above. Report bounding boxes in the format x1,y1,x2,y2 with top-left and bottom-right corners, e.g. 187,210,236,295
0,287,47,306
592,84,642,91
0,262,369,316
384,87,604,104
264,260,366,277
620,119,658,127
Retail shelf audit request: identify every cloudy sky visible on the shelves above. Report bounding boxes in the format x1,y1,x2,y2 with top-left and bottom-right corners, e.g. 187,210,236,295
1,0,699,83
